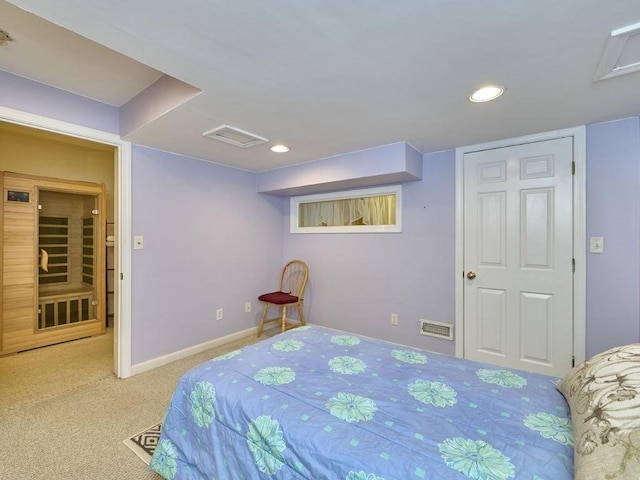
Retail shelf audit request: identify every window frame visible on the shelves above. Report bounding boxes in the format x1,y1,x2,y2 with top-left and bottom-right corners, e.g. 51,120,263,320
290,184,402,234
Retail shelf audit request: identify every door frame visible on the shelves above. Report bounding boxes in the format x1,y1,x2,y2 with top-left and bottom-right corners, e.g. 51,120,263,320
0,106,133,378
454,126,586,367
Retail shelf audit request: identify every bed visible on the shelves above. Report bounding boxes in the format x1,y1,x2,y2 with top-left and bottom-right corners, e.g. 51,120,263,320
149,325,574,479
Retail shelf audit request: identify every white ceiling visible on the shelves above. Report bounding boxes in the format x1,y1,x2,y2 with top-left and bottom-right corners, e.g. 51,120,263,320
1,0,640,172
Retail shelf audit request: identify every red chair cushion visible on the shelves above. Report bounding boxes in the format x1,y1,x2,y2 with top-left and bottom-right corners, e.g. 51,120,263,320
258,291,299,305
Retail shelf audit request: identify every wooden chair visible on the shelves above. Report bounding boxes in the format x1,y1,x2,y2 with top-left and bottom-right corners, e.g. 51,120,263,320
257,260,309,337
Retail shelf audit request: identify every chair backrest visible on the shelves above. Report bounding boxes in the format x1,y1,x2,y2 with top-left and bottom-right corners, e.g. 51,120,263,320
279,260,309,299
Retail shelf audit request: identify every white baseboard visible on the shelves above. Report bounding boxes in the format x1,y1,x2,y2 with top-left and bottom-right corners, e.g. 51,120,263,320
130,326,259,376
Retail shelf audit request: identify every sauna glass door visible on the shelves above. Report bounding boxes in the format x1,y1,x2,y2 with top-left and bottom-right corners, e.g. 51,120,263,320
38,190,100,330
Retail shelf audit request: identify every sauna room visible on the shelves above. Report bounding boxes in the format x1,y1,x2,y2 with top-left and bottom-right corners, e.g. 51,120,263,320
0,122,115,356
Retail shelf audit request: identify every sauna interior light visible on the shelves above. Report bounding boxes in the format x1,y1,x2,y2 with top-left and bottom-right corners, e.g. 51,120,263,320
469,85,504,103
270,144,290,153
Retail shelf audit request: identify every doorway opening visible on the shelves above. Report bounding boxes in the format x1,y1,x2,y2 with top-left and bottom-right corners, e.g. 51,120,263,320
0,109,132,378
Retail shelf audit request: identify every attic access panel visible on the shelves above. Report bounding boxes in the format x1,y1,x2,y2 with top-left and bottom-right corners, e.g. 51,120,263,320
594,22,640,81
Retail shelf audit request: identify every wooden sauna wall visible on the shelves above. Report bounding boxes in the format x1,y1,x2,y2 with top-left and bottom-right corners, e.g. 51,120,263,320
1,172,106,355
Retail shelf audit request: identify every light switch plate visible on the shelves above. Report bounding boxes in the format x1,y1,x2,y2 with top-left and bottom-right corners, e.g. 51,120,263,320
134,235,144,250
590,236,604,253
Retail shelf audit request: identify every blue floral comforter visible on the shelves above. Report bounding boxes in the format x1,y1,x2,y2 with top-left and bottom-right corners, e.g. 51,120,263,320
150,326,573,479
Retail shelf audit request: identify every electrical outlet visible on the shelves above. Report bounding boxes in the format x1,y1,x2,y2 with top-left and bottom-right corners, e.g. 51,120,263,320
245,302,252,313
216,308,223,321
391,313,398,325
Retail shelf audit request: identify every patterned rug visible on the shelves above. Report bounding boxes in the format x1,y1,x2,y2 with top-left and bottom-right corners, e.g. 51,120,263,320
123,423,162,465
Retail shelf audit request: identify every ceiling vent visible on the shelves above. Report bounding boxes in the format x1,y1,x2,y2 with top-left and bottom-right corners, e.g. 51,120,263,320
594,22,640,81
202,125,268,148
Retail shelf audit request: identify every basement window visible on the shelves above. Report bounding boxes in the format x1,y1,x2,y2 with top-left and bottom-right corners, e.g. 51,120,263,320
290,185,402,234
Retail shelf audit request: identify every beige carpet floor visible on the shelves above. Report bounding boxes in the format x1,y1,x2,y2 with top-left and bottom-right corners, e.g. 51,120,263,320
0,326,277,479
0,329,114,411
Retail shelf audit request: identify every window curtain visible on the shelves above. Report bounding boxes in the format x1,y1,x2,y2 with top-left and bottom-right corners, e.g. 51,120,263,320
299,194,396,227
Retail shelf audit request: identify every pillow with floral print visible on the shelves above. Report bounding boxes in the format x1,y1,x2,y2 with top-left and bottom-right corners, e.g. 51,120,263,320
556,343,640,480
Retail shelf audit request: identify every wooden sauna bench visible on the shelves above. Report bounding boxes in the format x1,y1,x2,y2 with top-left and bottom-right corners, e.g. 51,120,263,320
38,286,95,330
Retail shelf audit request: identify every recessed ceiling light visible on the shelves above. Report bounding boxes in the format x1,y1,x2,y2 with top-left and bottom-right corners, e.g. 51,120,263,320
469,85,505,103
270,144,290,153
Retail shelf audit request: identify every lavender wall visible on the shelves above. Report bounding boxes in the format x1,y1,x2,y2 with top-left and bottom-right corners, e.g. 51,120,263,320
0,72,286,365
3,71,640,365
282,119,640,359
0,71,119,134
586,117,640,357
282,150,457,354
130,147,284,363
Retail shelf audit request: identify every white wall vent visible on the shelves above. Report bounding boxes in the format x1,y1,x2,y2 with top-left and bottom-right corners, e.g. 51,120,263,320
419,319,453,340
202,125,268,148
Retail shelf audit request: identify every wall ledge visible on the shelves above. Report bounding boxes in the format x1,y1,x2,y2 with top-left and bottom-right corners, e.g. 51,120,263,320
257,142,423,196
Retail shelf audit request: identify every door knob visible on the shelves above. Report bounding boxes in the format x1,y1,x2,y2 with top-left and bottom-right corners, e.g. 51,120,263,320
466,271,476,280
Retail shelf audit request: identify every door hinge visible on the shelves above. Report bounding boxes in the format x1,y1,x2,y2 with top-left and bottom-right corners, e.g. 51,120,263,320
571,161,575,175
572,258,575,273
572,355,575,368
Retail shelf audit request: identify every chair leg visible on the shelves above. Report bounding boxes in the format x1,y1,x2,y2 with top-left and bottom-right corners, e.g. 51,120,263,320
281,306,287,332
257,303,269,337
297,303,305,326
